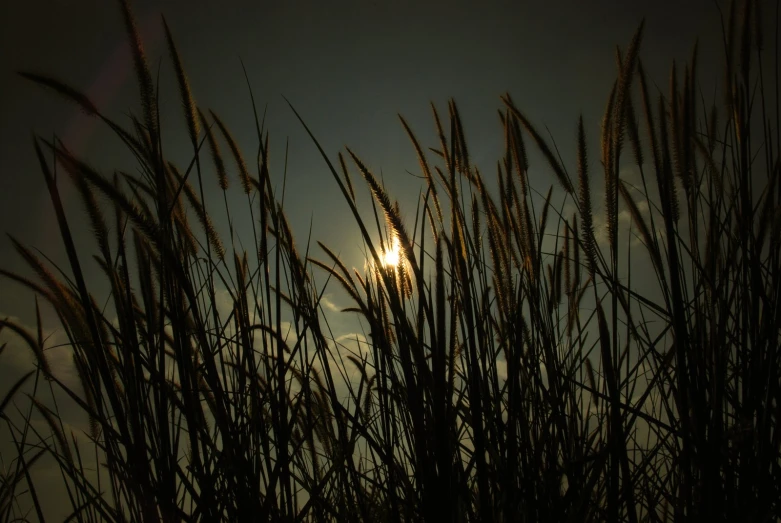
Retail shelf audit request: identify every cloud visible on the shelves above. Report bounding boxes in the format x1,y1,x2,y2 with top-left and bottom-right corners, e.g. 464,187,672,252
495,358,507,382
325,332,371,383
0,314,76,388
319,293,342,313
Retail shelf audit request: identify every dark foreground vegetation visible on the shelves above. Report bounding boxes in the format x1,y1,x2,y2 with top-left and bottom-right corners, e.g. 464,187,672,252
1,0,779,521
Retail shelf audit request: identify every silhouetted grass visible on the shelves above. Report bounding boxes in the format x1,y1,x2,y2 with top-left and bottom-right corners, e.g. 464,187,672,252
1,0,779,521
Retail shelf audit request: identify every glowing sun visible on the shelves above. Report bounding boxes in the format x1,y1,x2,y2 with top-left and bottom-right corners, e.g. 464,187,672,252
381,237,402,268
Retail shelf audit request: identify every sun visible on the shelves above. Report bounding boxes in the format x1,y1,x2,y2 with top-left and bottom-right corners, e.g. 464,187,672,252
381,237,402,268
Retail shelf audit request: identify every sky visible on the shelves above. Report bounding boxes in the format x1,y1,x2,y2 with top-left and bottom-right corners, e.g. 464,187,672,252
0,1,726,321
0,0,743,517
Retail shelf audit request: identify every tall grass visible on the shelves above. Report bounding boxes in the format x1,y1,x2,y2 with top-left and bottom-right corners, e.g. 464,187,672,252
1,0,779,521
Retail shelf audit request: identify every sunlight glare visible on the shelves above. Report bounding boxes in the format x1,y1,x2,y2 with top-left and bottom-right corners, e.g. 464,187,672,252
382,237,401,268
